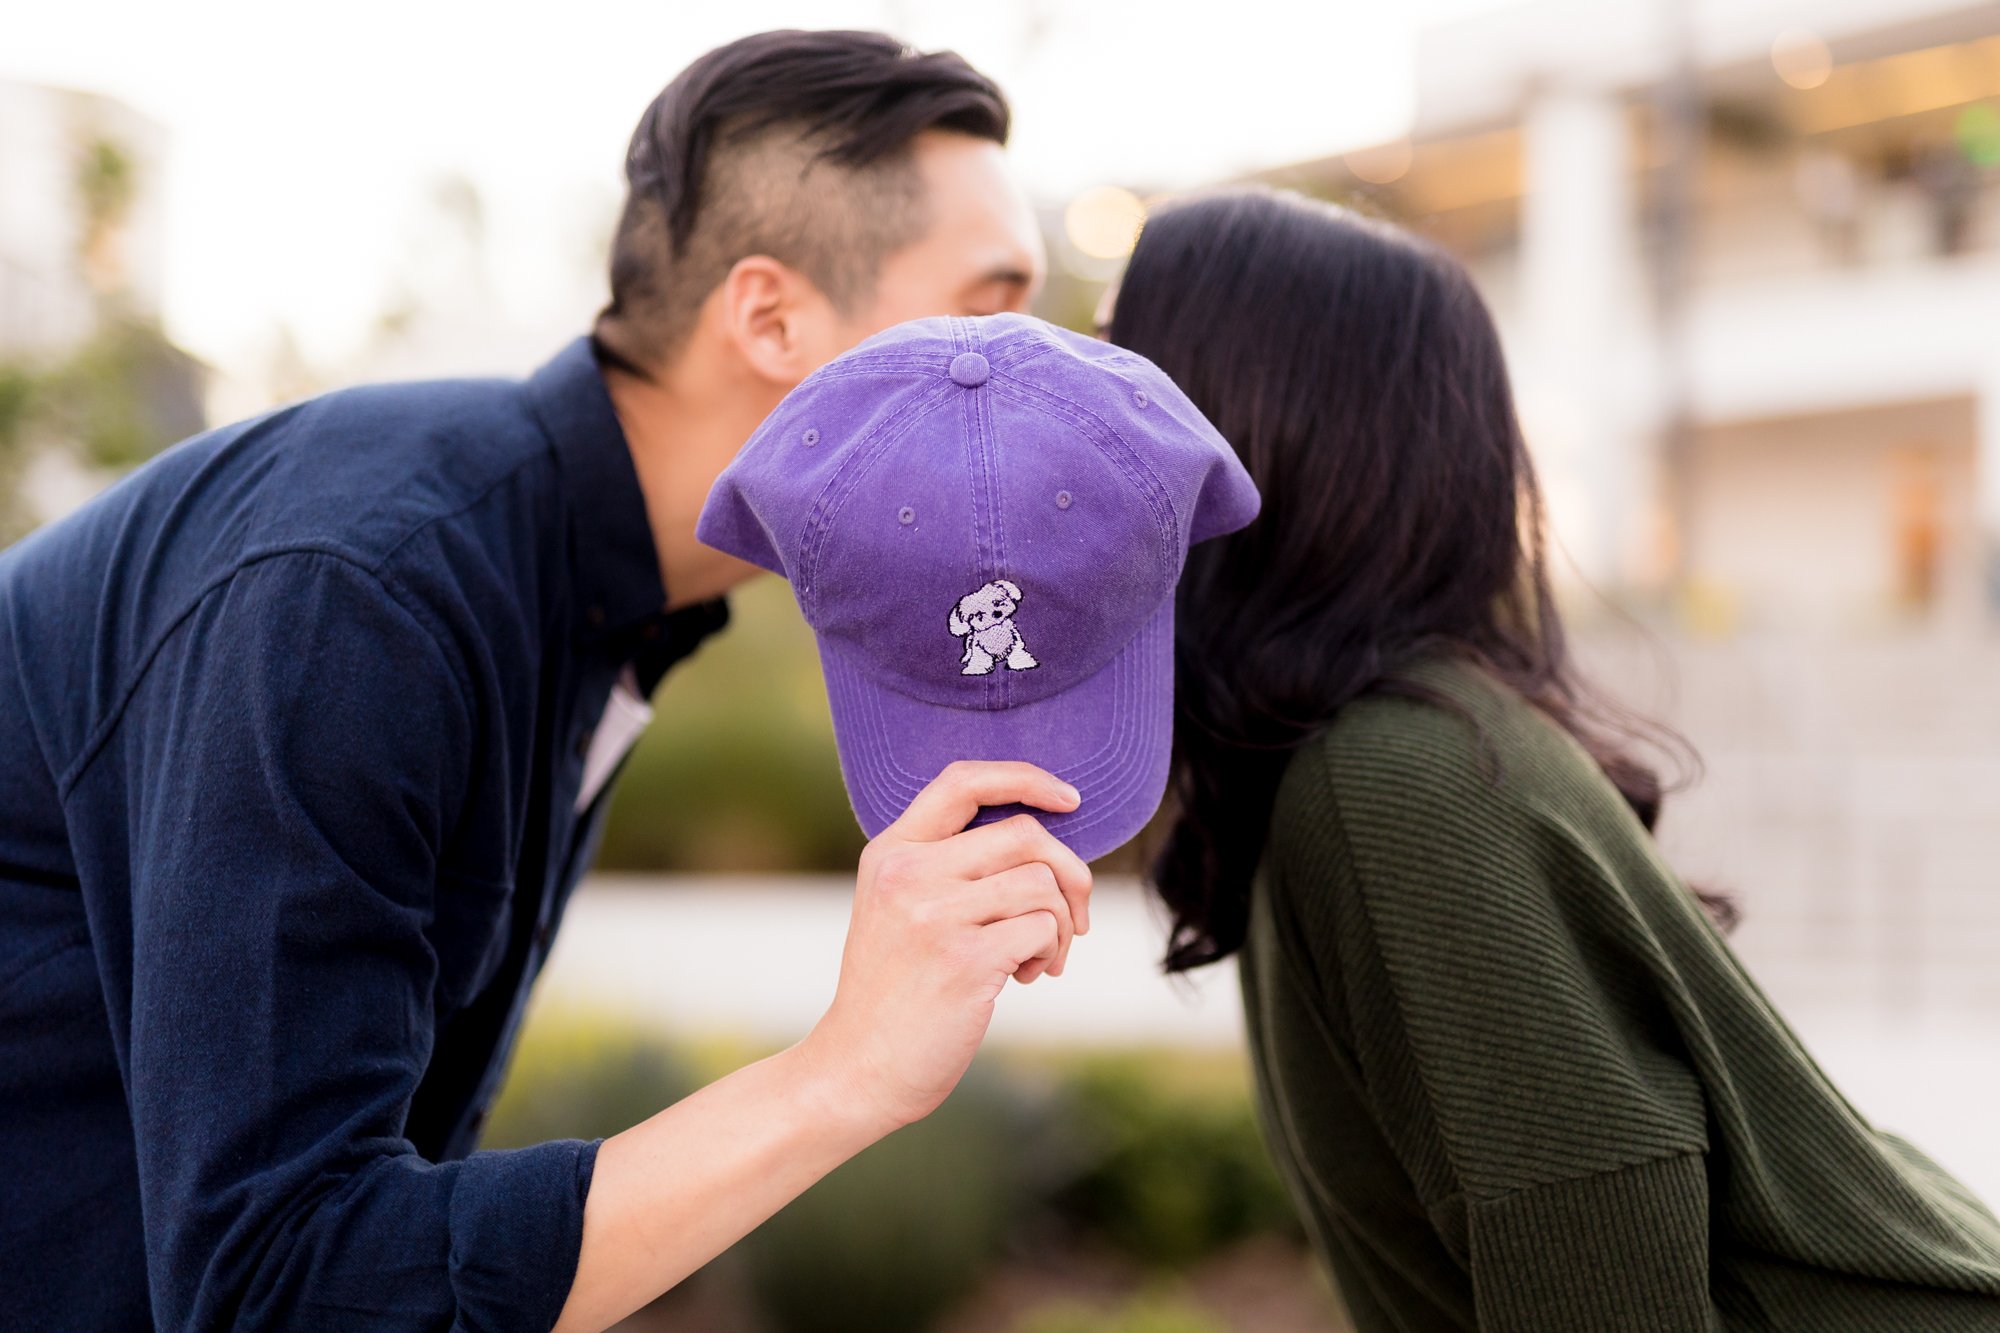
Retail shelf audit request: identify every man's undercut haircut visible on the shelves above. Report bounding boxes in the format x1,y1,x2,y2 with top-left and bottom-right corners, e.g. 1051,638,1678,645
596,30,1011,371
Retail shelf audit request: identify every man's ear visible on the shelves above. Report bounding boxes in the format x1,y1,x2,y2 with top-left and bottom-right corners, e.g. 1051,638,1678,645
717,255,837,389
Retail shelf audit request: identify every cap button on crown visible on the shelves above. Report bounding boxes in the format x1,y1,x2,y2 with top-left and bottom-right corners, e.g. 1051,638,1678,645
948,351,990,387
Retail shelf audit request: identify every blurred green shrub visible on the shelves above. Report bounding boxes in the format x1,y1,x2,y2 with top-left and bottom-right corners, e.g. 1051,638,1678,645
597,577,867,873
1049,1054,1300,1270
1014,1293,1229,1333
480,1010,698,1149
739,1061,1049,1333
480,1016,1304,1329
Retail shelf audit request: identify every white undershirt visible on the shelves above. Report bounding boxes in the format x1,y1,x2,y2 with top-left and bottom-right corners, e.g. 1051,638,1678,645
575,664,654,812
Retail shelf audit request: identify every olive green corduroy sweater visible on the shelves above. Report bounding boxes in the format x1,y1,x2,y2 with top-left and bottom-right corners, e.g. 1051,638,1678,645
1238,656,2000,1332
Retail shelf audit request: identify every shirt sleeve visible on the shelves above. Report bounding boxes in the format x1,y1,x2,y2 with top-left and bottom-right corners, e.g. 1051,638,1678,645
1276,720,1721,1331
117,550,595,1332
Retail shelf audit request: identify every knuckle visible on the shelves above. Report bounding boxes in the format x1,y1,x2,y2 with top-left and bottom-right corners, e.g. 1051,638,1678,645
1003,814,1046,849
873,848,920,893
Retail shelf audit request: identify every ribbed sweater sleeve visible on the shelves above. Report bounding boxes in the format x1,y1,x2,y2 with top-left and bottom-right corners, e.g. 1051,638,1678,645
1468,1152,1715,1331
1267,692,1722,1330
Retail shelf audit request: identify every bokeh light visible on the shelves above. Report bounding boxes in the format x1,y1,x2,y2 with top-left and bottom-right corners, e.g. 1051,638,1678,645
1345,137,1415,184
1063,185,1147,261
1957,102,2000,166
1772,28,1835,90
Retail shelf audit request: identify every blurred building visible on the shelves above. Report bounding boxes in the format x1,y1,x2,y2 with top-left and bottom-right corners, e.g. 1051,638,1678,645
0,79,170,355
0,78,205,527
1261,0,2000,634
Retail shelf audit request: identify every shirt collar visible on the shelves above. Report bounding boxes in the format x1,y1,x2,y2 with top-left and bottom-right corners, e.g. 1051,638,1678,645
524,337,730,684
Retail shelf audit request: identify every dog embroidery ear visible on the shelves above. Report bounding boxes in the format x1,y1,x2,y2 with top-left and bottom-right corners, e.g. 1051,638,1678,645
997,580,1022,601
948,607,969,636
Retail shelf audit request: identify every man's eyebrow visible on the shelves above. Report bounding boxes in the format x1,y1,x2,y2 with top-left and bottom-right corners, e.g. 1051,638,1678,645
977,264,1036,289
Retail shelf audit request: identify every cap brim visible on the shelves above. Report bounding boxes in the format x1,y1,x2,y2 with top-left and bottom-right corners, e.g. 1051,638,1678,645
816,600,1173,863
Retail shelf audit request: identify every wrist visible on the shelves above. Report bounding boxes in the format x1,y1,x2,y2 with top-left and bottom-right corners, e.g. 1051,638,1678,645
776,1032,906,1148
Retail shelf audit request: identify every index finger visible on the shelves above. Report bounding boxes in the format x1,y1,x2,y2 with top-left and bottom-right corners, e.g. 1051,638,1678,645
931,814,1094,934
889,760,1081,844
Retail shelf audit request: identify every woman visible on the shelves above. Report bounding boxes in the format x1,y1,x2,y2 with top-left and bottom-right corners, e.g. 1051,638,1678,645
1108,188,2000,1330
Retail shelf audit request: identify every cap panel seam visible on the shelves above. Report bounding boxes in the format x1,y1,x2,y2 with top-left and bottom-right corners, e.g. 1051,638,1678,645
987,342,1147,376
963,377,993,622
975,352,1013,708
794,380,959,618
983,376,1180,587
986,342,1058,374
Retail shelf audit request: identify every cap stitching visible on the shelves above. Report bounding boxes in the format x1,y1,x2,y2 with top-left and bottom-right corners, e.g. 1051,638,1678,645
799,353,957,379
974,355,1015,709
830,599,1161,791
830,607,1167,845
794,381,958,616
984,376,1179,583
837,620,1138,798
844,673,1153,842
963,373,994,620
839,664,1090,810
956,315,1004,709
988,374,1179,536
984,341,1058,374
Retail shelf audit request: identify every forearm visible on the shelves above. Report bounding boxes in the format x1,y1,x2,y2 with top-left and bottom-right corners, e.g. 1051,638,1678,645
552,1040,892,1333
555,762,1092,1331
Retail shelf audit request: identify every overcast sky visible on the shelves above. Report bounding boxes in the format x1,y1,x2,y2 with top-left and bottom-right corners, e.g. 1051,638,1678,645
5,0,1508,376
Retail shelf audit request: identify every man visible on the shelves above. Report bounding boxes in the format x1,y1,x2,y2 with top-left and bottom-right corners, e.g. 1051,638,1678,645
0,30,1094,1332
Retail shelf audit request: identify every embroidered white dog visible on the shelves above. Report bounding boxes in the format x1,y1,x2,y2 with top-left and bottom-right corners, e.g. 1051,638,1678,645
949,580,1038,676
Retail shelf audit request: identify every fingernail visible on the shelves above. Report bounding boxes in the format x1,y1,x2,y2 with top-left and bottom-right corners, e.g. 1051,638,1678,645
1060,782,1081,804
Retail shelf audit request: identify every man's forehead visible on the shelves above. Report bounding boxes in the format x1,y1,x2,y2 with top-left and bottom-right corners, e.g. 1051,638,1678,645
914,137,1043,267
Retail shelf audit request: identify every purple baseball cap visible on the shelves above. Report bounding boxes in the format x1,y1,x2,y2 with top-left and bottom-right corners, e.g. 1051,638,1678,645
696,313,1259,860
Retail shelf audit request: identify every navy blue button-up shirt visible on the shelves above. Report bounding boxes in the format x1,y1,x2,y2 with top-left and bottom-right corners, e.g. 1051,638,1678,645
0,338,727,1330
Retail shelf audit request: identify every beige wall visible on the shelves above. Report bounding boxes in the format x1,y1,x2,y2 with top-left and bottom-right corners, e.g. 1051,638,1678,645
1684,395,1980,629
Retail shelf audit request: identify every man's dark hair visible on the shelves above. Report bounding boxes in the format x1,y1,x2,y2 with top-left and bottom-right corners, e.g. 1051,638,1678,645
596,30,1010,371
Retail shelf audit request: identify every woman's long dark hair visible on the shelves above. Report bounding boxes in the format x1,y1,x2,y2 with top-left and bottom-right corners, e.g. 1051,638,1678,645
1111,188,1731,973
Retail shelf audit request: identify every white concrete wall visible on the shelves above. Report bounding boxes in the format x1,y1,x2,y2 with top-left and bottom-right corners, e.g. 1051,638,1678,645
536,867,2000,1207
1515,88,1663,592
1686,397,1980,627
